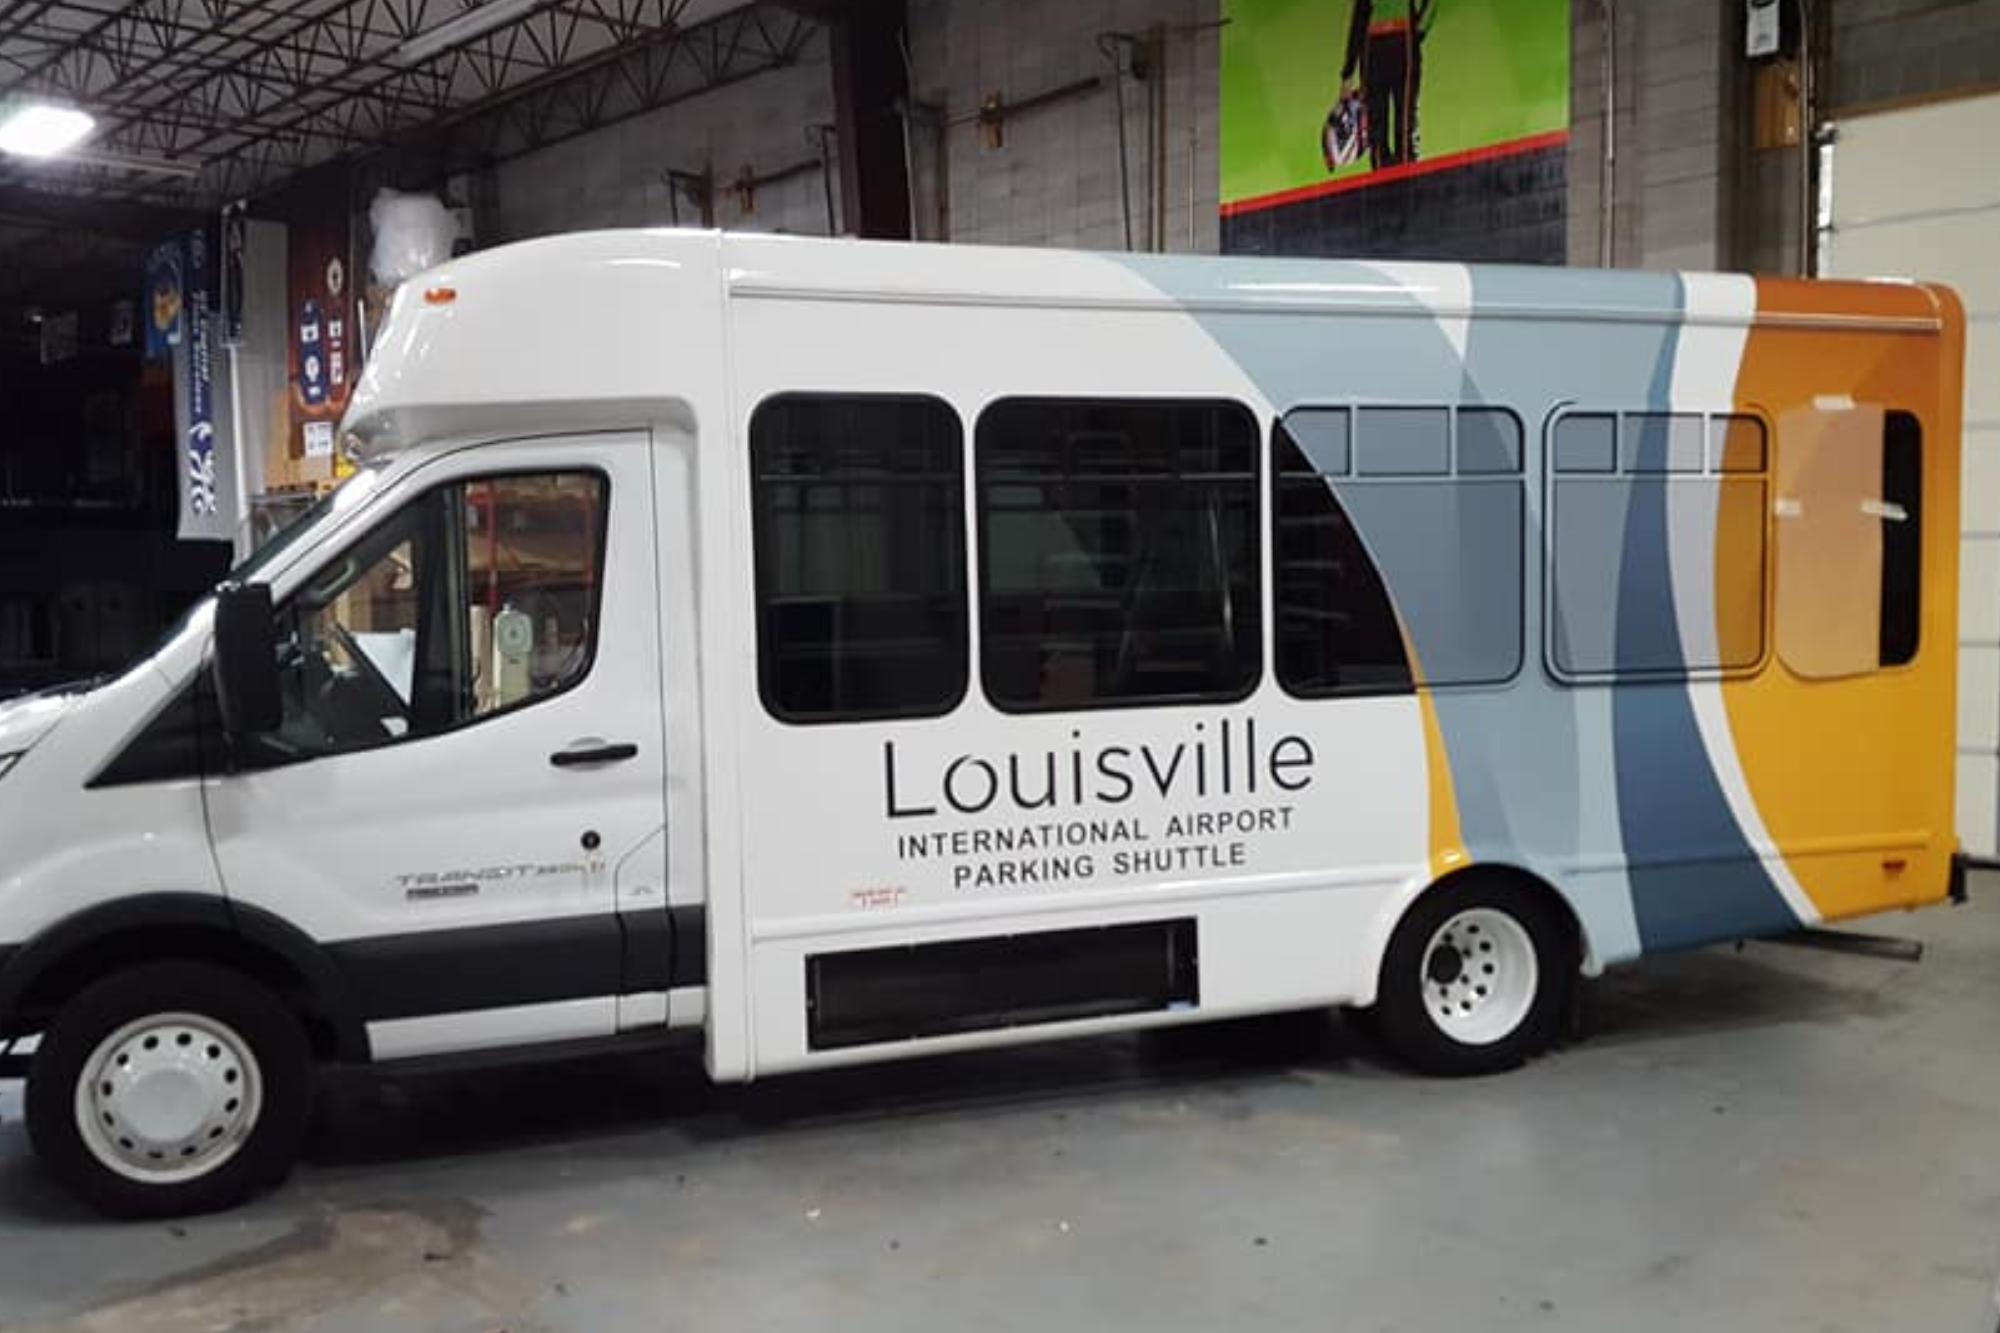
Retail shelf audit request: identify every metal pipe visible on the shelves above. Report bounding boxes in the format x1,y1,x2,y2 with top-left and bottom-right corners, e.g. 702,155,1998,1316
944,77,1103,129
933,100,950,239
896,31,922,241
1186,20,1198,248
809,123,839,235
1797,0,1816,275
1169,17,1231,251
660,168,714,228
1150,25,1168,251
1099,32,1141,252
1599,0,1617,268
896,100,921,241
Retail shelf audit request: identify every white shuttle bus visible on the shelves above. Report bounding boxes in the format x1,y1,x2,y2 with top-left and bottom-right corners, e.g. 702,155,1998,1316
0,231,1967,1216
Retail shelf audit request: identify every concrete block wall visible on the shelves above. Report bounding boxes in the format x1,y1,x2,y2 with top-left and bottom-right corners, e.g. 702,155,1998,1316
1830,0,2000,108
904,0,1222,253
473,0,1996,279
1568,0,1736,272
485,29,841,244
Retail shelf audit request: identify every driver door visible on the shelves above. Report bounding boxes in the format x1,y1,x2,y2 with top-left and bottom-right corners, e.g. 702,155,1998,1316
204,435,666,1057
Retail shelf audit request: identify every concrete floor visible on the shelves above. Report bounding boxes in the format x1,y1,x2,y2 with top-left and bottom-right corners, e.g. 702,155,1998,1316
3,882,2000,1333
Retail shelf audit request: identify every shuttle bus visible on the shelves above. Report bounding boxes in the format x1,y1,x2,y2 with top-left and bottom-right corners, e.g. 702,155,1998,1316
0,231,1968,1217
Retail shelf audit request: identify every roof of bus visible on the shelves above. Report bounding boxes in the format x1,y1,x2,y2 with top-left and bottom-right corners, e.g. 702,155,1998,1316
710,229,1950,325
340,228,1953,455
403,226,1952,324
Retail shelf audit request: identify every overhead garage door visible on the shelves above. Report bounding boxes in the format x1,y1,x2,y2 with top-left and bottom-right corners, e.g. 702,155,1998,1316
1823,91,2000,857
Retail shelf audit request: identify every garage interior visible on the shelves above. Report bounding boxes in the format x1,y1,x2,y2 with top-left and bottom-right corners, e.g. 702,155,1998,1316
3,0,2000,1328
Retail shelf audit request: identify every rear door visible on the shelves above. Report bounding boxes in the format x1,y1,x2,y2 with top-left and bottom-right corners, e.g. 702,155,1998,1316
204,433,668,1059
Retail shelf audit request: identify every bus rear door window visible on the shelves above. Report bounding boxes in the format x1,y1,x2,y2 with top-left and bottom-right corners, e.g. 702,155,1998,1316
1774,405,1921,678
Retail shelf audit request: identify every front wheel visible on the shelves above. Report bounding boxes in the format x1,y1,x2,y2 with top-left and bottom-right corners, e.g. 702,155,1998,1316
1370,878,1572,1077
26,962,313,1219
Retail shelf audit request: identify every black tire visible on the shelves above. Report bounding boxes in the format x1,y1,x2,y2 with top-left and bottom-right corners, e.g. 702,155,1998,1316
1370,877,1572,1077
26,961,314,1219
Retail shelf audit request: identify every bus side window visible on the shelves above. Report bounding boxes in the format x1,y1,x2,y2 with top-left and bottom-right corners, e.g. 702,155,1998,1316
1283,404,1523,692
1550,411,1767,680
977,398,1261,712
750,394,968,723
1774,405,1921,678
1272,411,1414,696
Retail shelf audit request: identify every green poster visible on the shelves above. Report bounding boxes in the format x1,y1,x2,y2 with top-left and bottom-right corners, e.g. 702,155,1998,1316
1221,0,1570,214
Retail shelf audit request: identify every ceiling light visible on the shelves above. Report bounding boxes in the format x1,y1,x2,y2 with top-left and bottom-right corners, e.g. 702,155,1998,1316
389,0,546,67
72,145,201,179
0,101,95,159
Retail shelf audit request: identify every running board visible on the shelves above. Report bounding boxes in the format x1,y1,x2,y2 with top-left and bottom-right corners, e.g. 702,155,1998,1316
0,1039,26,1080
1761,928,1924,963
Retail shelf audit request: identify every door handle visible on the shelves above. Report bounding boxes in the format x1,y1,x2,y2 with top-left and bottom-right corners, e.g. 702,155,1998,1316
550,741,639,768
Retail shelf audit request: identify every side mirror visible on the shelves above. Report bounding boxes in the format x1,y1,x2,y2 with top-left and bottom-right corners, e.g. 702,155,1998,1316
212,582,282,738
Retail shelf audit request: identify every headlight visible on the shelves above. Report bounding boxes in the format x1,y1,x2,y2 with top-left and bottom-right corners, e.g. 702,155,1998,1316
0,753,18,780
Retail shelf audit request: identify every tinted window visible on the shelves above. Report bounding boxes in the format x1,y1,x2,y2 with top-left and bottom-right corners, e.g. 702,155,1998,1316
1880,411,1922,667
752,395,967,722
1273,419,1413,696
978,398,1260,711
255,471,607,762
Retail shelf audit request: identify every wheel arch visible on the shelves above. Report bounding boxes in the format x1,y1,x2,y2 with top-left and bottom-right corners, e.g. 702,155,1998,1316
0,894,368,1062
1353,862,1596,1009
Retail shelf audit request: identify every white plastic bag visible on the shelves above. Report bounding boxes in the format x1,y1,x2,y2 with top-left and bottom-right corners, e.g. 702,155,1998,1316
367,188,459,286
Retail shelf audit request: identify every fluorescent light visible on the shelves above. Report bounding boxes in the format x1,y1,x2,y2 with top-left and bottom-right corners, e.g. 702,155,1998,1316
389,0,545,66
72,145,201,179
0,101,95,159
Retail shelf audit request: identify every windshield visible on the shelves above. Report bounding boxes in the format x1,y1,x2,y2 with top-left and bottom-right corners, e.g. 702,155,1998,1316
229,465,383,584
114,465,386,678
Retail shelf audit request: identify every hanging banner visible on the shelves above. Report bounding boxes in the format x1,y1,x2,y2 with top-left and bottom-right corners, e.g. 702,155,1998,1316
1221,0,1570,262
177,226,232,543
288,193,352,480
221,204,247,347
143,240,183,360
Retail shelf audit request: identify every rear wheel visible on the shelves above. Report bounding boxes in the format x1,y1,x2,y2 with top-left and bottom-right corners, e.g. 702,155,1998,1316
1371,877,1571,1076
26,962,313,1219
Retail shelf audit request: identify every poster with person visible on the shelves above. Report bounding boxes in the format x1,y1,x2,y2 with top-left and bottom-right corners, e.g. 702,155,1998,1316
1221,0,1570,262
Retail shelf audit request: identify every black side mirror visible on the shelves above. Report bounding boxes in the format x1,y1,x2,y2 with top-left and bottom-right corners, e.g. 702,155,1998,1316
212,582,282,738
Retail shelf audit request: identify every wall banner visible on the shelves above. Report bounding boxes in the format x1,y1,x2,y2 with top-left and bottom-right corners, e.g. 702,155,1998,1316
1221,0,1571,262
288,196,353,472
178,226,233,543
221,204,248,347
143,240,183,360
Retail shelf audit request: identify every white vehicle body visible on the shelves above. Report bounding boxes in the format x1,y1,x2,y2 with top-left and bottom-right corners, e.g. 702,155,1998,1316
0,231,1965,1189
